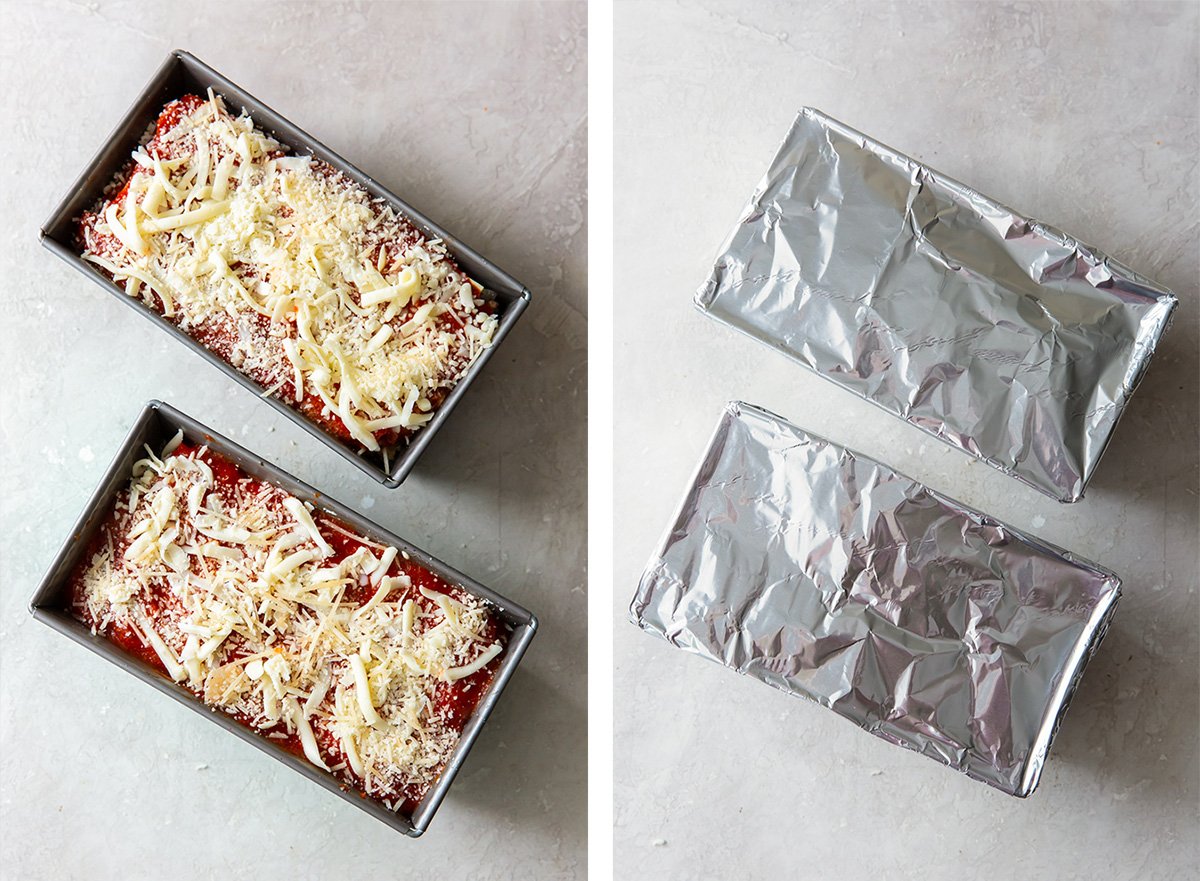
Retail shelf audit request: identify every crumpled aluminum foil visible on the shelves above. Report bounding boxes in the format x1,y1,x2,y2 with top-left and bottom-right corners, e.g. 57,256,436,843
630,402,1120,796
697,108,1177,502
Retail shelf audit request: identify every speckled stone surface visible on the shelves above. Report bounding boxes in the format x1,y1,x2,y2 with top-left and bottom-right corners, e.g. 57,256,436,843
614,2,1197,879
0,2,585,878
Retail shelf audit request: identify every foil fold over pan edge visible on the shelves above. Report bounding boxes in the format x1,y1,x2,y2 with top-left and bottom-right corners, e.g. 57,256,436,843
630,401,1120,796
696,108,1178,502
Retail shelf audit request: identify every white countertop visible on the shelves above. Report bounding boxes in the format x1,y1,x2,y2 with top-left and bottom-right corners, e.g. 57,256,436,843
0,2,586,878
613,2,1197,879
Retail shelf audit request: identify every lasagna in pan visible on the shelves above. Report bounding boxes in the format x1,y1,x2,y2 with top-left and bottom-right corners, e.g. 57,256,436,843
78,92,498,464
69,433,508,813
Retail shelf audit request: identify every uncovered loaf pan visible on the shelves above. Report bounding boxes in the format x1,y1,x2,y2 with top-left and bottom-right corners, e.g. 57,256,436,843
39,50,531,487
28,400,538,837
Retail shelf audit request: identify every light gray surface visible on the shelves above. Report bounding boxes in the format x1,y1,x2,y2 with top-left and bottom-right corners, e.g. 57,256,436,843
614,2,1198,879
0,2,586,879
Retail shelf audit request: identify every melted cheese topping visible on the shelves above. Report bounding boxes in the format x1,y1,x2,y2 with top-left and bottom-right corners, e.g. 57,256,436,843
76,435,505,808
80,93,498,452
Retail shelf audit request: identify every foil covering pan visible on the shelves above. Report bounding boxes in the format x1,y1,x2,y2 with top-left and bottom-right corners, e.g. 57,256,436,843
630,401,1120,796
696,108,1177,502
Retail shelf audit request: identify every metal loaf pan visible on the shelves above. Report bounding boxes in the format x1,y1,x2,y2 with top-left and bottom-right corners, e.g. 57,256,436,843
28,400,538,837
696,108,1178,503
631,401,1120,796
40,50,531,487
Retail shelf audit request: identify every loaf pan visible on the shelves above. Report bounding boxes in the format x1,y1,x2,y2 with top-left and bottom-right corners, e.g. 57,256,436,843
697,108,1177,502
29,400,538,837
39,50,531,487
631,401,1120,796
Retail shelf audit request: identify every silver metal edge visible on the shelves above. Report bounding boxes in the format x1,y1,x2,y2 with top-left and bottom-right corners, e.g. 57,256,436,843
1016,584,1120,797
627,400,741,631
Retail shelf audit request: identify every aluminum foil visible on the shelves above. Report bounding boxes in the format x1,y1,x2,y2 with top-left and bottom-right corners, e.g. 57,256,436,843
630,402,1120,796
696,108,1177,502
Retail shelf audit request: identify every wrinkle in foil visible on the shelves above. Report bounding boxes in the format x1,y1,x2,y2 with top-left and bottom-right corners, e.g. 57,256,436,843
630,402,1120,796
696,108,1177,502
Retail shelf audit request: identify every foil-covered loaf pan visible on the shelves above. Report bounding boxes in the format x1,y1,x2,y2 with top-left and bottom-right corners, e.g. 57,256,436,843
630,401,1119,796
696,108,1177,502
